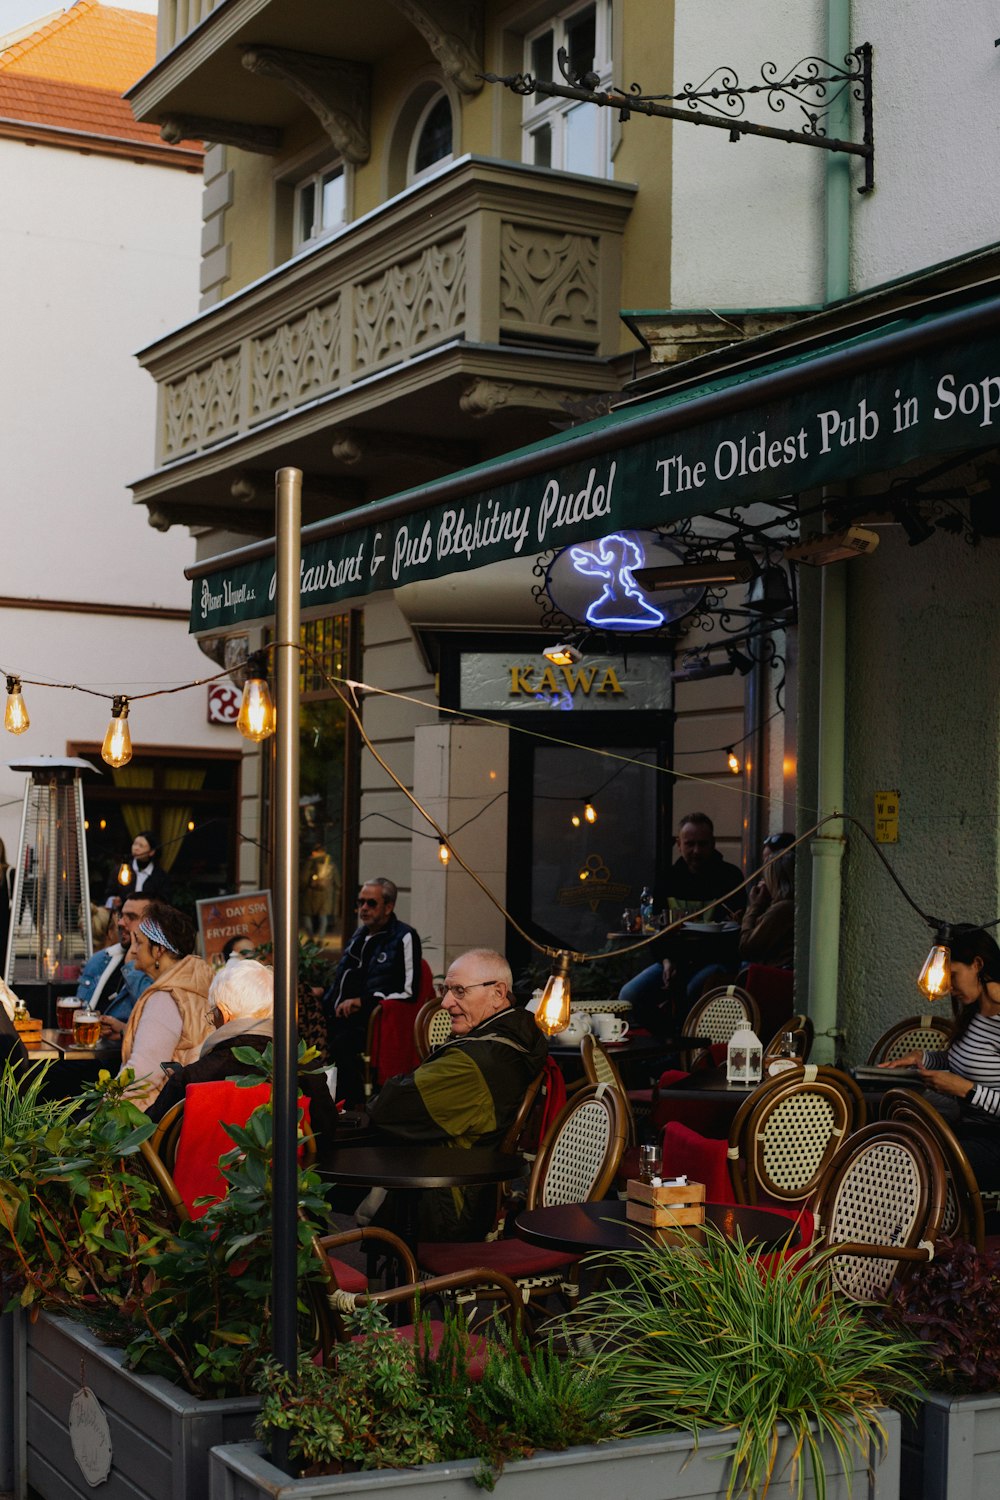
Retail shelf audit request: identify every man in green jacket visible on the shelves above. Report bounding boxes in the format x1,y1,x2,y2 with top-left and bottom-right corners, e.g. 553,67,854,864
369,947,547,1240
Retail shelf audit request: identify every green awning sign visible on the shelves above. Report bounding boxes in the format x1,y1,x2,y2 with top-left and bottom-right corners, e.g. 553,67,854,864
190,295,1000,632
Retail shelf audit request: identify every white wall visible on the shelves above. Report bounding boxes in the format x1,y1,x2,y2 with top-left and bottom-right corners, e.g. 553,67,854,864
851,0,1000,289
669,0,826,309
0,136,232,862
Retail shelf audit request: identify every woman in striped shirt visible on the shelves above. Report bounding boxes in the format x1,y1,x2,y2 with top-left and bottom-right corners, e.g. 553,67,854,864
881,925,1000,1202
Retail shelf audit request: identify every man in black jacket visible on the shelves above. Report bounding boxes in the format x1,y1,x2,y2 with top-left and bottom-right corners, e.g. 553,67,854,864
322,877,420,1108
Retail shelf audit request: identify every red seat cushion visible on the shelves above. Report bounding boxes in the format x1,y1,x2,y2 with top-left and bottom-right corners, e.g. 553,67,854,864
660,1121,736,1204
418,1238,577,1278
326,1256,368,1294
353,1322,489,1380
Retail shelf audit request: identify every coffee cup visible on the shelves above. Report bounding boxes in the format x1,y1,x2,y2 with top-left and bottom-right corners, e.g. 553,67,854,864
592,1012,628,1043
559,1011,592,1041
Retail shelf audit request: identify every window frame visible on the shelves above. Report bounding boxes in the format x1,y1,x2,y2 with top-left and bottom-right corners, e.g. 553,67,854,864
521,0,613,179
292,159,348,252
406,87,454,185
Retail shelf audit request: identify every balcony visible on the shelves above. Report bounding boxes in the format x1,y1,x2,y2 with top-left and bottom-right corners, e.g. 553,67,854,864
132,157,635,531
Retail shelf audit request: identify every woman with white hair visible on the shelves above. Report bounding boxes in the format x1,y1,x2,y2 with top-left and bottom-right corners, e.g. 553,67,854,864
145,957,338,1153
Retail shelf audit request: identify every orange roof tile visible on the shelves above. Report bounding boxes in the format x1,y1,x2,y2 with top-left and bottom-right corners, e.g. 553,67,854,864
0,3,157,93
0,4,201,161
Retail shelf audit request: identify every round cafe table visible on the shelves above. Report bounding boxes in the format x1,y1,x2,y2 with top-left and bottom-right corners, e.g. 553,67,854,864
515,1199,801,1255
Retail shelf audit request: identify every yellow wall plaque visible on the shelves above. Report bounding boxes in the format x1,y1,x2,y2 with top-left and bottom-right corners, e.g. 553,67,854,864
875,790,899,843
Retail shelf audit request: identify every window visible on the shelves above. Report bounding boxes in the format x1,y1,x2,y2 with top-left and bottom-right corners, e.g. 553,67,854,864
294,163,346,249
408,89,453,182
523,1,612,178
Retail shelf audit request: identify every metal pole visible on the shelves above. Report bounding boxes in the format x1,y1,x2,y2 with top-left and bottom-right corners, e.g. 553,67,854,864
271,466,301,1464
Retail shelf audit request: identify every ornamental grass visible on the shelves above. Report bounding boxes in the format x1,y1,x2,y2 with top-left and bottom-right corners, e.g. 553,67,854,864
557,1223,924,1500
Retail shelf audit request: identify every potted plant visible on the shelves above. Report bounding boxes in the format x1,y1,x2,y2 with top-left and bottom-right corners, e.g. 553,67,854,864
210,1225,918,1500
886,1236,1000,1500
0,1052,330,1500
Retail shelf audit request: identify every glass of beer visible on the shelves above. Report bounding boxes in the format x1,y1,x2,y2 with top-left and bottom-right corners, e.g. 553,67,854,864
73,1009,101,1047
56,995,78,1038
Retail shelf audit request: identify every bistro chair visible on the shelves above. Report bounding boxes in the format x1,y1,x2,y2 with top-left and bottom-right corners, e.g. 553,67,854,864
414,997,454,1059
417,1082,627,1317
313,1228,525,1369
726,1066,865,1246
762,1013,814,1064
811,1119,948,1302
866,1014,953,1065
680,984,761,1071
880,1086,986,1251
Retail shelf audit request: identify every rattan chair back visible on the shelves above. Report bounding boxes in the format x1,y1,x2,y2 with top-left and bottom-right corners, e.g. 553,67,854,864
527,1082,627,1210
414,998,454,1058
727,1065,864,1206
880,1086,985,1250
813,1119,947,1302
762,1014,814,1064
866,1014,953,1065
580,1034,637,1145
682,985,760,1069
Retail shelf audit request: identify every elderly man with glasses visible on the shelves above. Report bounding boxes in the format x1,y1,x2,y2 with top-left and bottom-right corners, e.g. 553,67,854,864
321,877,421,1109
367,947,547,1241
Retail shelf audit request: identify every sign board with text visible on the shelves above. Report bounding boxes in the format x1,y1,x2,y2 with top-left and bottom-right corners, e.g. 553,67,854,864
196,890,274,969
459,652,673,713
874,790,900,843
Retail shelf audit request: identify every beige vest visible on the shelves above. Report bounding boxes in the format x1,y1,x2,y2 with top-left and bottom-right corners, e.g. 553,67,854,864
122,953,215,1102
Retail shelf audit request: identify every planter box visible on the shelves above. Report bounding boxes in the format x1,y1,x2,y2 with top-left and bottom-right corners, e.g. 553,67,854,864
902,1390,1000,1500
209,1411,901,1500
14,1309,259,1500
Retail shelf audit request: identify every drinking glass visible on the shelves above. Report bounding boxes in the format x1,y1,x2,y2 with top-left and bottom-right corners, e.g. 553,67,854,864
638,1144,662,1183
73,1010,101,1047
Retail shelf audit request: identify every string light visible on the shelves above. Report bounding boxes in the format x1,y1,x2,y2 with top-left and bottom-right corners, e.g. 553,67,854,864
117,861,132,887
917,925,952,1001
101,696,132,768
727,747,742,774
237,652,276,742
438,841,451,866
584,801,597,824
4,676,29,734
535,952,573,1035
571,814,581,827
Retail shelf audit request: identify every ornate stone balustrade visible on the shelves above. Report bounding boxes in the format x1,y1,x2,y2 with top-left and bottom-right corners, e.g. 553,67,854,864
139,158,634,468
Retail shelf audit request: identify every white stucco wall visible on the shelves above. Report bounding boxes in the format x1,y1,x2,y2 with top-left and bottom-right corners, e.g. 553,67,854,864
851,0,1000,289
0,137,233,862
669,0,826,309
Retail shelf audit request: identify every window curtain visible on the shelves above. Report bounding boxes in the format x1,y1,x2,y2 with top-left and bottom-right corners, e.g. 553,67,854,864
158,768,206,872
111,767,154,843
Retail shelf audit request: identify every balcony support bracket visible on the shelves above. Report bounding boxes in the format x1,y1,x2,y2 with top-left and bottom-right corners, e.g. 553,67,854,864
387,0,484,94
241,47,371,164
159,114,282,154
459,377,582,420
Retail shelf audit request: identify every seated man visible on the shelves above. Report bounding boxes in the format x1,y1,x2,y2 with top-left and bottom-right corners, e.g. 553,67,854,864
146,955,338,1159
322,877,420,1108
368,947,547,1241
620,811,746,1033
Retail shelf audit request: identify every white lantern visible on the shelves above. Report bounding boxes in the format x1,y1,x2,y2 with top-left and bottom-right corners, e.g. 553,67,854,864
727,1025,763,1086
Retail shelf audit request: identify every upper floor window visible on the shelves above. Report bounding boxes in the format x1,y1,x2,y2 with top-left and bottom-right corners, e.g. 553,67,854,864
294,162,346,249
523,1,611,178
408,90,453,182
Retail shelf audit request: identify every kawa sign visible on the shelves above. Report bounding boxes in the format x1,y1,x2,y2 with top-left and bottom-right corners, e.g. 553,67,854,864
190,296,1000,632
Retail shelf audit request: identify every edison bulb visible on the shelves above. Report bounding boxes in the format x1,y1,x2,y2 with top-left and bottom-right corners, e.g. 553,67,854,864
102,701,132,768
438,842,451,866
727,749,741,775
4,678,29,735
117,862,132,887
535,955,572,1036
917,944,951,1001
584,802,597,824
237,677,276,741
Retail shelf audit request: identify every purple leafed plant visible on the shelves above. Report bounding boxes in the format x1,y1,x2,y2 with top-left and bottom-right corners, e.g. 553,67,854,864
887,1237,1000,1395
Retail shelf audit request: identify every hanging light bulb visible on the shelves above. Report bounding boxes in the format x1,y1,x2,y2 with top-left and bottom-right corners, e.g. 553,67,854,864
918,925,952,1001
584,802,597,824
4,676,29,734
438,841,451,866
726,747,742,775
101,696,132,768
535,952,573,1036
571,814,581,828
237,652,276,742
117,861,132,887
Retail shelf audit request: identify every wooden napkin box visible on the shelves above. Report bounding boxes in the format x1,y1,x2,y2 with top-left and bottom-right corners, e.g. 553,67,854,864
625,1178,706,1228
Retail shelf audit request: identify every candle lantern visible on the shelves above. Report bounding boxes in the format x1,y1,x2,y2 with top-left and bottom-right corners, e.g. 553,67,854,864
727,1024,763,1086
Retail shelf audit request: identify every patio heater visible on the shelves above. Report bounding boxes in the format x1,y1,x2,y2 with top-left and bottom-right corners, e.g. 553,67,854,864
4,758,95,1010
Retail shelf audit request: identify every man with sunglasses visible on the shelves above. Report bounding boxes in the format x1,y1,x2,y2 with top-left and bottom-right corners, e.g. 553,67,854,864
322,877,420,1108
368,948,547,1240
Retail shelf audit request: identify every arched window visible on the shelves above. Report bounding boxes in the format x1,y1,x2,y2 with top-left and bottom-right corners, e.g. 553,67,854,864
408,90,453,182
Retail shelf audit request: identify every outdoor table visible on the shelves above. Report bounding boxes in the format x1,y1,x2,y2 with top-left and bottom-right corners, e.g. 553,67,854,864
548,1032,711,1086
39,1028,100,1063
514,1199,801,1255
322,1144,526,1264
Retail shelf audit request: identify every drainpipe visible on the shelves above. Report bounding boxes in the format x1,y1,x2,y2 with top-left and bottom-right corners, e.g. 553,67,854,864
806,0,852,1064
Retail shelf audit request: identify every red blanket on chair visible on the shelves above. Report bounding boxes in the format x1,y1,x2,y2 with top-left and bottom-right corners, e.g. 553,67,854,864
172,1080,312,1218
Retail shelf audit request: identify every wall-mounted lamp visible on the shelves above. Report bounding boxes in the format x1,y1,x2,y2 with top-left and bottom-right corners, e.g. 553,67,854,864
671,651,736,684
784,526,879,566
634,557,755,590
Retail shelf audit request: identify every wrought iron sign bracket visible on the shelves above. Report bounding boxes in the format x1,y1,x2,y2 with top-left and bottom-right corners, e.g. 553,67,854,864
483,42,874,195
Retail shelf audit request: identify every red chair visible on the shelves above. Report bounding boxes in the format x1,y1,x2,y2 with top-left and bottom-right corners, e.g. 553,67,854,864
365,959,436,1092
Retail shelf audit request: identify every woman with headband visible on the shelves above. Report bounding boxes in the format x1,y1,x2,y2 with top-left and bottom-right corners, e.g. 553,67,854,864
119,901,214,1109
